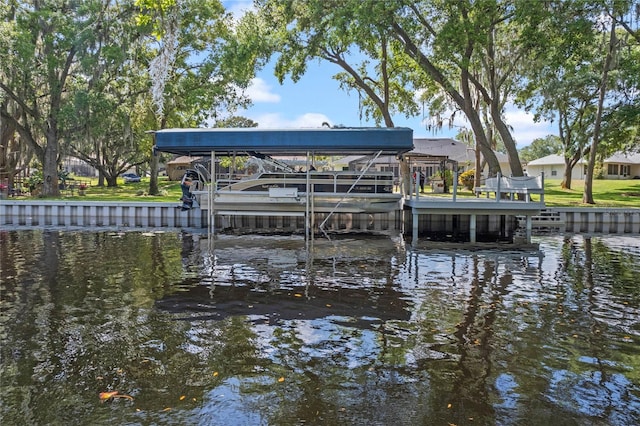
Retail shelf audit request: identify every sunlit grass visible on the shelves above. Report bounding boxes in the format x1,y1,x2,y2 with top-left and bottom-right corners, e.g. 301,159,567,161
426,179,640,208
53,176,183,202
542,179,640,208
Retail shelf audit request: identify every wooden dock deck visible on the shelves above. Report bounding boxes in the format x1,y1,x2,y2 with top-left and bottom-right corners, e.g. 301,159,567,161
403,194,545,244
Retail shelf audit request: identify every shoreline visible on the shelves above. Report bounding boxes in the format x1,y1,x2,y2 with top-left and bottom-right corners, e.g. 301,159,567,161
1,199,639,236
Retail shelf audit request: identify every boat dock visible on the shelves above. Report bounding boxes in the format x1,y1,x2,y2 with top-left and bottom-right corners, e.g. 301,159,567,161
404,195,545,243
3,128,637,242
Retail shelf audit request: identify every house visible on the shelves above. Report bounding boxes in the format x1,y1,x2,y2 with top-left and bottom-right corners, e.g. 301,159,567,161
603,152,640,179
336,138,512,179
166,156,201,181
62,156,99,177
525,154,586,180
525,152,640,180
240,138,515,183
409,138,511,177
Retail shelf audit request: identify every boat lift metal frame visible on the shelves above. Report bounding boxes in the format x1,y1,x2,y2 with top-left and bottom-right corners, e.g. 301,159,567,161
316,150,383,240
151,127,414,244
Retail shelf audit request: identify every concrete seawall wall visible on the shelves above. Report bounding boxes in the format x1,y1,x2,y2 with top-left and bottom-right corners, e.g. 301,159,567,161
0,200,399,233
1,200,639,235
555,207,640,234
0,200,205,229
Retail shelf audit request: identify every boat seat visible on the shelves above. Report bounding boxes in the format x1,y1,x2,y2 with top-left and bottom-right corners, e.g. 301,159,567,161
269,187,298,198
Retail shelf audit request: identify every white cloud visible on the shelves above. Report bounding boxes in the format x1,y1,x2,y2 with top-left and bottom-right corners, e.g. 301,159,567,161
252,112,332,128
504,109,556,147
244,78,281,103
410,102,558,147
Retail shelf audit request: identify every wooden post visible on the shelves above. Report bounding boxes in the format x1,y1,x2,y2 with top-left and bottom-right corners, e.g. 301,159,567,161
470,214,476,243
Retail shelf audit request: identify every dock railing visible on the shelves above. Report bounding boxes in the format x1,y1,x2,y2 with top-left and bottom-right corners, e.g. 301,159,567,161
474,172,544,203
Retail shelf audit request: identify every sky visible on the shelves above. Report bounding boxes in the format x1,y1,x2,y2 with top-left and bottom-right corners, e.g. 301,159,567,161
224,1,557,148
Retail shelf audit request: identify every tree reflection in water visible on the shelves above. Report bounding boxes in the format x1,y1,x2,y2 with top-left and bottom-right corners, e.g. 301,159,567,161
0,230,638,425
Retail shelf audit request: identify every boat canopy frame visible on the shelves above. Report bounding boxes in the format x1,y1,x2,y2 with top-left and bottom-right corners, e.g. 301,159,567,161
151,127,414,243
152,127,414,157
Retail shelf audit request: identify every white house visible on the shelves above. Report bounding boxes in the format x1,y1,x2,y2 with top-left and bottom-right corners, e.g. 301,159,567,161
526,152,640,180
604,152,640,179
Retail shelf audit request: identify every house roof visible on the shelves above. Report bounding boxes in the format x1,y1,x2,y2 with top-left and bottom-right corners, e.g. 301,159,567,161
411,138,465,156
409,138,509,164
605,152,640,164
333,138,510,166
166,155,201,165
526,154,571,166
527,152,640,166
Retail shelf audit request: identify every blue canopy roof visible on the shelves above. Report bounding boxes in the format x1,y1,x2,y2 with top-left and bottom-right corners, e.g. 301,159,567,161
153,127,414,156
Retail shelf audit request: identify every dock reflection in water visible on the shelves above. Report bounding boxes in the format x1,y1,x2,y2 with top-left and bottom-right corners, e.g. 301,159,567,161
0,230,639,425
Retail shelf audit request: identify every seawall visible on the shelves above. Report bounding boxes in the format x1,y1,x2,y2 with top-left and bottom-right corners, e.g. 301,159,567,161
1,200,639,236
0,200,206,229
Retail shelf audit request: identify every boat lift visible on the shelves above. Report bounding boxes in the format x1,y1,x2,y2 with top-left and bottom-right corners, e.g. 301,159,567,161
152,127,414,242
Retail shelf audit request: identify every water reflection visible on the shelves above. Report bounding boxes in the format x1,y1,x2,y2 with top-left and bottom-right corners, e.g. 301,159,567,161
1,230,639,425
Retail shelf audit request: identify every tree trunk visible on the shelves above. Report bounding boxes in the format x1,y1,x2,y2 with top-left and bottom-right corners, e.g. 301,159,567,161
96,138,104,186
149,118,165,196
149,153,160,195
583,16,616,204
399,158,410,195
42,129,60,197
474,142,481,187
461,55,501,176
105,174,118,187
468,114,500,176
561,160,572,189
496,120,524,177
1,113,21,191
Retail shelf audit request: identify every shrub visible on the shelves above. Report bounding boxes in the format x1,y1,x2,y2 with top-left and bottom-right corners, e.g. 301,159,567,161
458,169,476,190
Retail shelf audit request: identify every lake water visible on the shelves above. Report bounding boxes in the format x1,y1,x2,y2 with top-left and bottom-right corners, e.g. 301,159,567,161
1,229,639,425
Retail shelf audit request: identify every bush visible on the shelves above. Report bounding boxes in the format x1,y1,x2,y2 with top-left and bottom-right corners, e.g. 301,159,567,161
594,163,604,179
458,169,476,190
27,170,43,191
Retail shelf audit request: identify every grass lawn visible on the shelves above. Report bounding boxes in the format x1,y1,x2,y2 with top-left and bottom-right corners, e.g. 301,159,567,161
421,179,640,208
8,176,640,208
50,176,183,203
542,179,640,208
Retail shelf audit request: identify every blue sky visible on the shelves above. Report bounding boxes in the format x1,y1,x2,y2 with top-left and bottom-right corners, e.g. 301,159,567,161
225,1,556,148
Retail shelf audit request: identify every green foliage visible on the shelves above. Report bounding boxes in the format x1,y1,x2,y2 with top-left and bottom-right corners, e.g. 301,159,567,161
594,163,605,180
254,0,423,127
1,0,261,196
136,0,255,127
0,0,110,195
134,0,178,33
218,156,247,172
27,170,43,190
215,116,258,128
58,169,70,183
430,168,454,188
515,0,639,200
519,135,563,163
3,0,638,200
600,40,640,153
